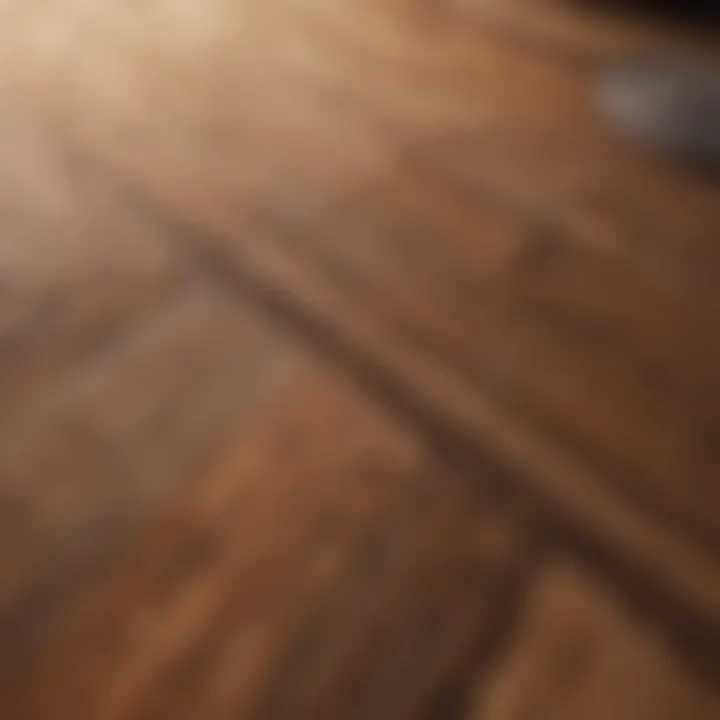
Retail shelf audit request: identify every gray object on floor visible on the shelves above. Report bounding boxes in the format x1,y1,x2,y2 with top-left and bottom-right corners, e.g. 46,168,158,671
600,57,720,175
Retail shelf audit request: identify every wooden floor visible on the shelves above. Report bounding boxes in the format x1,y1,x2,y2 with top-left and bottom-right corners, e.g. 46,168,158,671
0,0,719,717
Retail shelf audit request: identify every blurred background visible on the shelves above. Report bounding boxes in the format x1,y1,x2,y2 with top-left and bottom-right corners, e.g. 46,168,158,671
0,0,718,718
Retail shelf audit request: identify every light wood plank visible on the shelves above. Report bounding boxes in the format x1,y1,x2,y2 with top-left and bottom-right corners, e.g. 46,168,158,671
0,102,187,427
0,282,296,675
469,563,720,720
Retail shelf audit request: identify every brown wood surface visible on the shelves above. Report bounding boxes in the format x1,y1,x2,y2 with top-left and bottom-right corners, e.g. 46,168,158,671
0,0,718,718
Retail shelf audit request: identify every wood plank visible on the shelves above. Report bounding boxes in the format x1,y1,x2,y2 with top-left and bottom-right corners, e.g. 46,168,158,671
0,53,301,671
12,0,720,288
0,282,296,676
1,366,530,720
4,0,718,621
469,563,720,719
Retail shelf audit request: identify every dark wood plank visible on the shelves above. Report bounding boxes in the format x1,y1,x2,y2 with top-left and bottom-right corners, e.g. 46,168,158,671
2,366,531,720
452,0,720,65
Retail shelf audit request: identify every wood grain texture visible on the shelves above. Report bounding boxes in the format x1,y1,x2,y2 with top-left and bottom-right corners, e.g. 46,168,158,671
3,367,530,720
4,0,717,616
0,0,718,717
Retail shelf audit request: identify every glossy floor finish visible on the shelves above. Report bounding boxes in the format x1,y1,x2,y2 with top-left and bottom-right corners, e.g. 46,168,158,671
0,0,718,717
